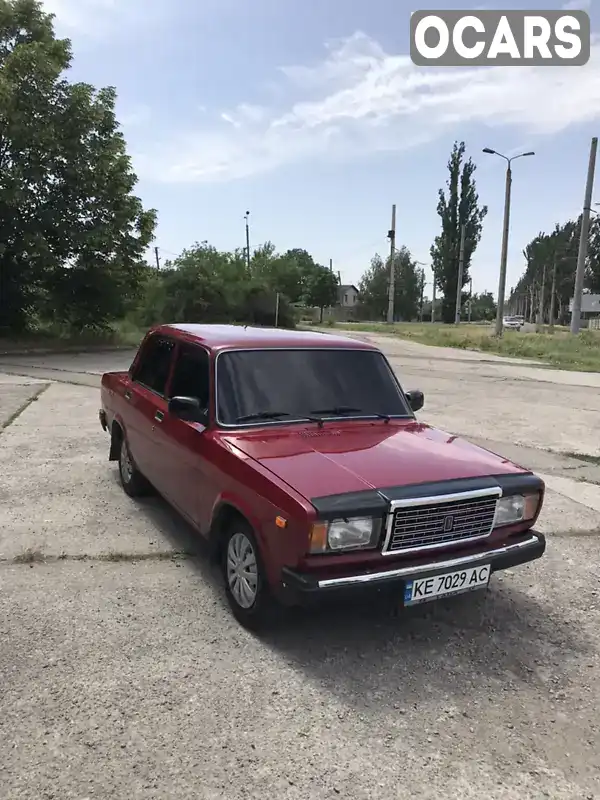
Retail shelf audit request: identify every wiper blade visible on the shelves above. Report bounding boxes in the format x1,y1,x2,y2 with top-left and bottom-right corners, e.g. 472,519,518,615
236,411,324,424
236,411,291,422
310,406,391,422
310,405,363,415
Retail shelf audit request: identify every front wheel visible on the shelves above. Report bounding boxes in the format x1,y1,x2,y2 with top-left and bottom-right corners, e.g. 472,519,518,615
222,522,273,630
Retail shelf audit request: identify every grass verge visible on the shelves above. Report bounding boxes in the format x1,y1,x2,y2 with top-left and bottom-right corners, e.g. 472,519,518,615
315,321,600,372
0,319,145,354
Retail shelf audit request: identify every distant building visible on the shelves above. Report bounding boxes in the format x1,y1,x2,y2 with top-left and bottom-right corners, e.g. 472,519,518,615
337,284,359,308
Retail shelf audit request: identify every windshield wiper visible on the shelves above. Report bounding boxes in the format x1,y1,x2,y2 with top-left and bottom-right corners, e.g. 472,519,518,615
310,406,391,423
236,411,292,422
236,411,324,425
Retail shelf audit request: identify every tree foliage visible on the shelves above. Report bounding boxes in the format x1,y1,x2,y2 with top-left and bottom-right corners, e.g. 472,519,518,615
133,241,338,330
356,247,420,321
0,0,156,333
430,141,488,324
508,216,600,324
468,291,497,322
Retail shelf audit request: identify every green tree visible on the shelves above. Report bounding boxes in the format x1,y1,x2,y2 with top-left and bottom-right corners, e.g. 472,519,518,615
468,291,496,322
0,0,156,333
135,240,299,329
303,264,339,321
357,247,420,321
251,243,302,302
510,222,581,323
585,216,600,294
430,141,487,324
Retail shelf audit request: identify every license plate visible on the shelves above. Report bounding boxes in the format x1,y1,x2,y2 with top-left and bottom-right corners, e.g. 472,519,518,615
404,564,491,606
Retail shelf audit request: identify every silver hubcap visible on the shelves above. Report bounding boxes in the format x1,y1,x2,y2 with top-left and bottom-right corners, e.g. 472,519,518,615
120,440,133,483
227,533,259,609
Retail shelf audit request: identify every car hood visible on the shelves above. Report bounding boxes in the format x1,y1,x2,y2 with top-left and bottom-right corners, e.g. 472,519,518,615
222,421,528,502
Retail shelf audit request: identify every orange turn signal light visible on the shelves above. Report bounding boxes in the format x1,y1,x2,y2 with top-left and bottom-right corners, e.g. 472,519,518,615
309,522,328,553
524,493,540,520
275,516,287,529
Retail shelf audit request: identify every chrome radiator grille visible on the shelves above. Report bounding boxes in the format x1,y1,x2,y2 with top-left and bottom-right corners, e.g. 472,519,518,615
384,492,500,554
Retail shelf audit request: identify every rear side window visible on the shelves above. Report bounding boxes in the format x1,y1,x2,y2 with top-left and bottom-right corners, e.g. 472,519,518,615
132,335,175,396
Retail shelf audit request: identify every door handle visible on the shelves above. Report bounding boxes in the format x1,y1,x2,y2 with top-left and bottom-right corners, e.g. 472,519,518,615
154,410,164,423
124,390,132,401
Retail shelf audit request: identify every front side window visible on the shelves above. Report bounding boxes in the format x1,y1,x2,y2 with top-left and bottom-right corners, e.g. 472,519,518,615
168,344,210,412
132,335,175,396
216,348,411,426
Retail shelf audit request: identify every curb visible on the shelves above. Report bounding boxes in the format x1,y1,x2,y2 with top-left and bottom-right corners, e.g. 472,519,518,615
0,344,138,357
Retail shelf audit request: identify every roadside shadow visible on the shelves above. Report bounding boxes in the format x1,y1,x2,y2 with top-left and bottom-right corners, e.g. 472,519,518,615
112,472,222,594
259,582,592,713
112,471,592,713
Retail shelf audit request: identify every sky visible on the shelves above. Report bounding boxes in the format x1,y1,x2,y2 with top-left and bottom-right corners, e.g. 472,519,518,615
41,0,600,299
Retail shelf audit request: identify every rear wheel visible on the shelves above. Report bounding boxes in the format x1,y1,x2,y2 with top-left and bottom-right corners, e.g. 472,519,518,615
222,521,273,630
118,437,151,497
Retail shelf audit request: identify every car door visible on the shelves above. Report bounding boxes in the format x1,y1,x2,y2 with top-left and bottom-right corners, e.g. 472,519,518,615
156,342,215,529
126,334,176,491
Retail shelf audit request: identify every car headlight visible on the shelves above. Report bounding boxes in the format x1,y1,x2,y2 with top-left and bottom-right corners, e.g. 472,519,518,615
309,516,382,553
493,493,540,528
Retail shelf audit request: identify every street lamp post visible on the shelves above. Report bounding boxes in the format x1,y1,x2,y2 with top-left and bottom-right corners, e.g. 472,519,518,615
483,148,535,337
244,211,251,275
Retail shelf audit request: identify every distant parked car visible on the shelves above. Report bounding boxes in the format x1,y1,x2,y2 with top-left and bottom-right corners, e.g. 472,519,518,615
503,316,522,331
99,324,546,629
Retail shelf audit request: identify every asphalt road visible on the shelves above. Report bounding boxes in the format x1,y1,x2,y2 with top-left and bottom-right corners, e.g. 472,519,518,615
1,337,599,799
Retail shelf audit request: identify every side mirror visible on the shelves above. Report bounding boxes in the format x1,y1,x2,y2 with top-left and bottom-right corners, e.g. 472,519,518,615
168,396,208,425
406,390,424,413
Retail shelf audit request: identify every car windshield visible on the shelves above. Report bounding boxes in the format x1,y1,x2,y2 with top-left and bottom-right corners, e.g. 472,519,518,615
216,348,412,426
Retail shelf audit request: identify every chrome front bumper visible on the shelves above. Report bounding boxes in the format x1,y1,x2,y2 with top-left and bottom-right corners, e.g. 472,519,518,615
280,532,545,600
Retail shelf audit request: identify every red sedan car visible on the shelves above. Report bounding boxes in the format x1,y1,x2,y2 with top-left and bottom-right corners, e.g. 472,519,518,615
100,324,546,628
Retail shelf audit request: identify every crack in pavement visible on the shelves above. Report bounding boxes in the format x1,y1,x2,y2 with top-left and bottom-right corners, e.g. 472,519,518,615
1,548,195,567
3,526,598,571
0,383,50,432
548,528,600,538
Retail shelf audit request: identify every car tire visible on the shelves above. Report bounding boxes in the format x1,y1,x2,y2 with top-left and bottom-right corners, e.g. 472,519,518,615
222,520,273,630
118,437,151,498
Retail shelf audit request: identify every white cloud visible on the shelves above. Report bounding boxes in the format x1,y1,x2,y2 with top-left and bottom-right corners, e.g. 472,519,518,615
139,31,600,184
561,0,591,10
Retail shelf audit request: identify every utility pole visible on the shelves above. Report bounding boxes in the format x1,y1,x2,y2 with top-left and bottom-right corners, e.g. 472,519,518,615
468,276,473,322
483,148,535,336
571,137,598,334
244,211,251,275
386,204,396,324
419,270,425,322
454,224,466,324
329,258,333,272
274,292,280,327
496,163,512,335
431,268,436,323
154,246,160,271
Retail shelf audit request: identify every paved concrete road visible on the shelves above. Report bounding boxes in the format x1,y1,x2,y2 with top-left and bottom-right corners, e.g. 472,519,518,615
1,335,599,800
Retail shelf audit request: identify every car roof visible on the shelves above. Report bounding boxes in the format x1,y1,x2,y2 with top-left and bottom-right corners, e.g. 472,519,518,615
152,323,380,352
